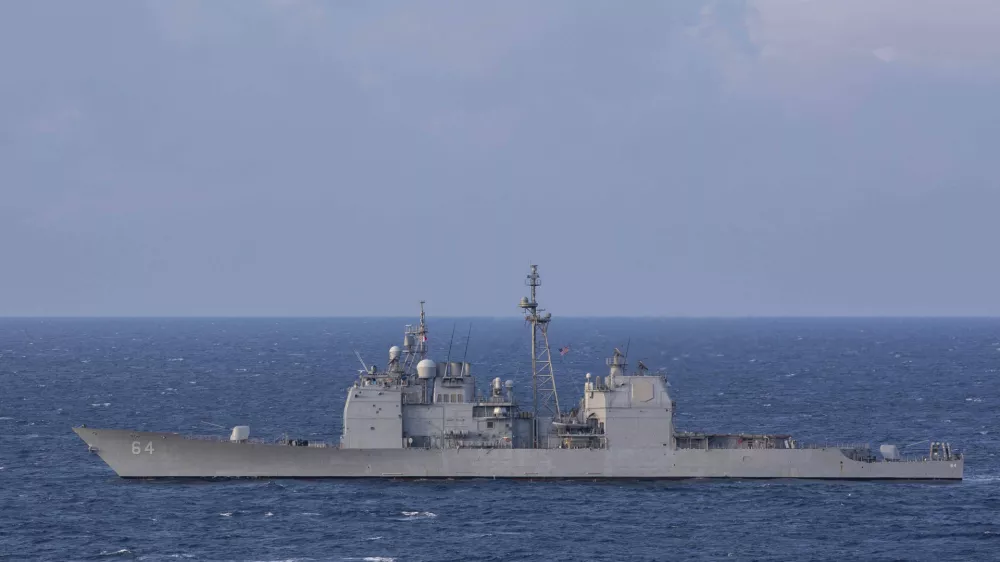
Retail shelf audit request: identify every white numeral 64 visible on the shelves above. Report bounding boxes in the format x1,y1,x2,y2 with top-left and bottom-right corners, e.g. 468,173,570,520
131,441,154,455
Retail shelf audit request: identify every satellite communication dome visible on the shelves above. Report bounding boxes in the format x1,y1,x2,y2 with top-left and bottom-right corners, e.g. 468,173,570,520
416,358,437,379
388,346,402,360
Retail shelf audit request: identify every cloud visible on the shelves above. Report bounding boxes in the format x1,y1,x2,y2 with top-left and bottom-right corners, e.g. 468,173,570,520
872,46,897,64
745,0,1000,71
653,0,998,113
141,0,1000,116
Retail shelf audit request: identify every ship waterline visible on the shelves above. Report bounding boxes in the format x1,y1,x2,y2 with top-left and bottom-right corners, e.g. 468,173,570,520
73,264,964,480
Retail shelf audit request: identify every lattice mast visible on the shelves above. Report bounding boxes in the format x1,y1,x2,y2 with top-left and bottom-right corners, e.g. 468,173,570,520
519,265,561,444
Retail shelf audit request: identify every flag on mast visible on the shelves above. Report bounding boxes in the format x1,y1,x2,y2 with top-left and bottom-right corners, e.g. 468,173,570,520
559,346,570,356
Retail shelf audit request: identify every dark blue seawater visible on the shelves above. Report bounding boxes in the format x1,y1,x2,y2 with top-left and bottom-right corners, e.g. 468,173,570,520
1,317,998,561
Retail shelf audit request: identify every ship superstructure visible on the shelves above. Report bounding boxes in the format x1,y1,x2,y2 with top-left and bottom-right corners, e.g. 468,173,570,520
72,265,964,480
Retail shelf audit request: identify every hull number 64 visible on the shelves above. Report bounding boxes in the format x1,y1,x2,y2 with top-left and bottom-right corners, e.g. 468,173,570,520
131,441,155,455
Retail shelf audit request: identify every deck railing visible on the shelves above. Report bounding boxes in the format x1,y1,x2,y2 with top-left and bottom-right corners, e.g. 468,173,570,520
181,434,330,447
801,442,871,450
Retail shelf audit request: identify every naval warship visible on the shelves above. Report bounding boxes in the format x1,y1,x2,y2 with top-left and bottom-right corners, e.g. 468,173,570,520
73,265,963,479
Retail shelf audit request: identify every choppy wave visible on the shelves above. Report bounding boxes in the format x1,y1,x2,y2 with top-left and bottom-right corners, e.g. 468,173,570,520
2,317,999,561
965,474,1000,483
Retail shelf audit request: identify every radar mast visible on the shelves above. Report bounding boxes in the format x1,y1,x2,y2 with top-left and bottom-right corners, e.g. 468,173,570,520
402,301,428,375
519,264,561,446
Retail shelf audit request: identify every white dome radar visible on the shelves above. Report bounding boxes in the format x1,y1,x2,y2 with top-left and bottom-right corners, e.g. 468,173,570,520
416,358,437,379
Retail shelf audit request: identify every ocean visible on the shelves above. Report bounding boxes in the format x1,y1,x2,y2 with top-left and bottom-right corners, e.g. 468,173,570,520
1,317,998,561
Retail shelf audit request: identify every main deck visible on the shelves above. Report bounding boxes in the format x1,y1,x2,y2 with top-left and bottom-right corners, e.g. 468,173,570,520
74,427,964,480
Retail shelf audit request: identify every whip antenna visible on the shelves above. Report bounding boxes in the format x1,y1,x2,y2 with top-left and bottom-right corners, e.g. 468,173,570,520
461,324,473,363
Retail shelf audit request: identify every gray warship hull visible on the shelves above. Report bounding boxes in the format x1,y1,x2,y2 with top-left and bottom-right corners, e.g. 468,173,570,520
73,427,963,480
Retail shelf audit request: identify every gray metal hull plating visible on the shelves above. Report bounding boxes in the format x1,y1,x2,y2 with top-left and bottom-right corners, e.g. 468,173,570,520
74,428,964,480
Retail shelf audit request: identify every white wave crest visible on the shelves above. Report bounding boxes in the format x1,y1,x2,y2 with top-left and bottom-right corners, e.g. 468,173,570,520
966,474,1000,483
401,511,437,518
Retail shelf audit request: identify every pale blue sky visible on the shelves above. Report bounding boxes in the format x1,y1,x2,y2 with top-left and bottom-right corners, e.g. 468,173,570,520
1,1,998,316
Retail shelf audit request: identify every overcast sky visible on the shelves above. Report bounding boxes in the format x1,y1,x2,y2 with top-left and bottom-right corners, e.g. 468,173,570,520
1,1,998,317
